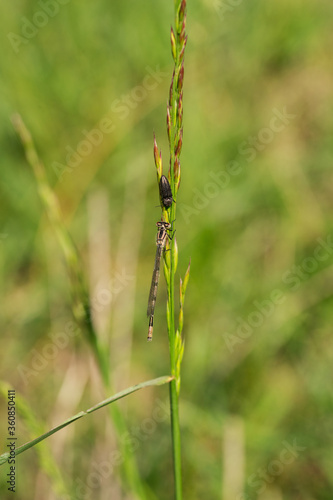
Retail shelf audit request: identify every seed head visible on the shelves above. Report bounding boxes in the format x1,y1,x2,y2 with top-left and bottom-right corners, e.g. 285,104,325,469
177,0,186,35
170,27,176,63
174,128,183,158
177,63,184,93
179,35,187,65
153,134,162,178
179,15,186,44
167,105,172,144
174,158,181,191
177,92,183,129
169,69,175,107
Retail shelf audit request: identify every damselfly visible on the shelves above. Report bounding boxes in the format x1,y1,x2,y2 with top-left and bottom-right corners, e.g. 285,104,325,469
147,221,172,341
159,175,173,209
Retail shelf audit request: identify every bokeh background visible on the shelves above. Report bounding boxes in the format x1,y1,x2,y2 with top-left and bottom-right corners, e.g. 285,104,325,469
1,0,333,499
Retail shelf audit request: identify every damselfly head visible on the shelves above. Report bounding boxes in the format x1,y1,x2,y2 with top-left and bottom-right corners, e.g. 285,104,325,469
156,220,171,230
159,175,173,209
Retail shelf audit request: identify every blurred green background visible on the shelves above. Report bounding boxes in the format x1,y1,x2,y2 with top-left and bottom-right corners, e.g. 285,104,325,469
1,0,333,499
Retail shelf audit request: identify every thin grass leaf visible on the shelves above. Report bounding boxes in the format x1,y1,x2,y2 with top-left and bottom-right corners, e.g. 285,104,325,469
0,376,173,466
179,258,191,338
12,114,151,499
181,258,191,300
172,236,178,275
174,329,184,395
11,114,99,353
0,382,69,497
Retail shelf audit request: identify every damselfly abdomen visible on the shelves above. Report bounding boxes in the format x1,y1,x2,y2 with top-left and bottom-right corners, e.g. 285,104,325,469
147,221,172,341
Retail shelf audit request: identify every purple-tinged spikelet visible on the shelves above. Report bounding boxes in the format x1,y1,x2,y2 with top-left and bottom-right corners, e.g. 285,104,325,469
153,134,162,178
174,128,183,158
167,105,172,144
177,63,184,93
170,27,177,63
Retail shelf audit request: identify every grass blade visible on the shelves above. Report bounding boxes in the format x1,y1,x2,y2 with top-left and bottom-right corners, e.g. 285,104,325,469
0,375,173,466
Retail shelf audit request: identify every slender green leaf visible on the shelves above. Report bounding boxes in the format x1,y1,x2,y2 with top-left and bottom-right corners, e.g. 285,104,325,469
0,375,173,466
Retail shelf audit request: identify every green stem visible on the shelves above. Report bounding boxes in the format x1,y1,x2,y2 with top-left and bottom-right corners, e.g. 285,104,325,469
168,162,182,500
169,379,182,499
167,1,184,495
